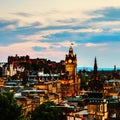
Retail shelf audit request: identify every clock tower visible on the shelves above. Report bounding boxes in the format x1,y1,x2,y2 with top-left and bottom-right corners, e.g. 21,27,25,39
65,46,77,79
60,45,80,98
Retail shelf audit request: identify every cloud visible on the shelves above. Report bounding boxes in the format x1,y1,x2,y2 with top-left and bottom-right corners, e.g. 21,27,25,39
93,21,120,29
81,7,120,34
13,12,33,17
32,46,46,51
55,41,79,48
0,5,120,55
0,41,66,62
85,43,107,47
111,28,120,32
87,7,120,22
17,29,70,42
0,6,120,47
0,19,18,31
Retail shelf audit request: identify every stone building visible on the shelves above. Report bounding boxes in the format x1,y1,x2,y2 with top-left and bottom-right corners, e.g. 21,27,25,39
60,46,80,98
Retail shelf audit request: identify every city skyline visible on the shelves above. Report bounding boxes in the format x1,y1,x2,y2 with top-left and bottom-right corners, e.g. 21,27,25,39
0,0,120,68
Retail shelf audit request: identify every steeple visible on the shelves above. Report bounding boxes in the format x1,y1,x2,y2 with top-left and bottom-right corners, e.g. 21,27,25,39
93,57,98,81
89,57,103,91
94,57,98,75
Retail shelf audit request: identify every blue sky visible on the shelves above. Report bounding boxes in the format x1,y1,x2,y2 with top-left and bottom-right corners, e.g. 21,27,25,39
0,0,120,68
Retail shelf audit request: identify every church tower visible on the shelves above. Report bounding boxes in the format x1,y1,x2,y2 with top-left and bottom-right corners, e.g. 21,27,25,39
65,46,77,80
89,57,103,91
87,57,108,119
93,57,98,81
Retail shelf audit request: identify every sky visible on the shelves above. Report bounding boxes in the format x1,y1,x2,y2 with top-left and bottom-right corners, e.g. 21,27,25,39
0,0,120,68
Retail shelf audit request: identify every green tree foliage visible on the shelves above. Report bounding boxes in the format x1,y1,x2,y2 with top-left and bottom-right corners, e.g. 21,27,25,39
79,71,91,91
31,101,67,120
0,92,24,120
22,71,29,85
19,62,50,73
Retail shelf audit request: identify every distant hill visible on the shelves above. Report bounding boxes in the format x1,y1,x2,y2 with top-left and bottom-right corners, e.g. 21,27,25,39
77,66,120,71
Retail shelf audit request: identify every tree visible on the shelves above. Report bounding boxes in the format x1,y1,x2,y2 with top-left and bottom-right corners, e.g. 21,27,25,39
31,101,67,120
22,70,29,85
0,92,24,120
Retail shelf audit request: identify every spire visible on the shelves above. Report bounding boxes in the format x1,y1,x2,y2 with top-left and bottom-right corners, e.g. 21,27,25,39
89,57,103,91
94,57,97,72
69,43,74,55
114,65,116,72
93,57,98,80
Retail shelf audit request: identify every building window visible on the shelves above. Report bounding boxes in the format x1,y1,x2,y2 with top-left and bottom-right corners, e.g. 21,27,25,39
100,105,103,112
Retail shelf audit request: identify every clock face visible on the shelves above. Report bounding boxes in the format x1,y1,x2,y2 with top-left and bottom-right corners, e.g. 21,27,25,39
68,59,72,63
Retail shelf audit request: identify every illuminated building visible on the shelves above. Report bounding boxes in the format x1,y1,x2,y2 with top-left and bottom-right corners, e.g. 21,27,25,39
60,46,80,98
